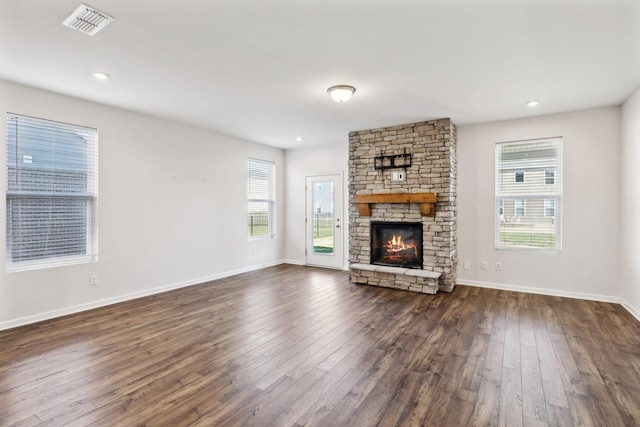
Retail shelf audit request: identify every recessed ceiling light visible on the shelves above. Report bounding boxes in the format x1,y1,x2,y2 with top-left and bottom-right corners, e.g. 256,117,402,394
93,72,110,80
327,85,356,103
296,136,304,142
527,99,540,107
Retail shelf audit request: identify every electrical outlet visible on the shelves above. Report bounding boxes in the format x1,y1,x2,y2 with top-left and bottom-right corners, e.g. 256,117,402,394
496,262,503,271
89,275,98,286
463,261,471,270
481,261,488,270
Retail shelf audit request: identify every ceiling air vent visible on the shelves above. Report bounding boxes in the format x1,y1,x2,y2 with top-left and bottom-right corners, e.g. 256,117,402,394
62,4,113,36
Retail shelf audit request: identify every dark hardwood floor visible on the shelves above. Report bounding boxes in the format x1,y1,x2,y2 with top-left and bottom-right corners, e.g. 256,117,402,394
1,264,639,426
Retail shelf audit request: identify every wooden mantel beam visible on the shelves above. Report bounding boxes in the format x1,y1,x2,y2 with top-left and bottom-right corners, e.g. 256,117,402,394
355,192,437,217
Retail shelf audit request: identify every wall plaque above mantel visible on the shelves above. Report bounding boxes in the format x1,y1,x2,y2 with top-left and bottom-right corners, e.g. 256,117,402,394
355,192,437,217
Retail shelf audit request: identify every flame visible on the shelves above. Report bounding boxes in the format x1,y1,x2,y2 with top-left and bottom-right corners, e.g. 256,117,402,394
384,234,418,257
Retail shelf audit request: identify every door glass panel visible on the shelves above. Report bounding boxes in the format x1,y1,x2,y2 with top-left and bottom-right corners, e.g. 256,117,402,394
312,181,334,254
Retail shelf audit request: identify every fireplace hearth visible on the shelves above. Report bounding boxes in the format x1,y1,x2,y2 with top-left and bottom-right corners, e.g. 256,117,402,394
371,222,423,269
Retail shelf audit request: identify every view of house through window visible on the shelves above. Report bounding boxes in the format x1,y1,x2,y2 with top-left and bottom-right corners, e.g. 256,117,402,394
515,171,524,183
5,113,98,269
495,137,562,250
545,170,555,185
247,159,275,238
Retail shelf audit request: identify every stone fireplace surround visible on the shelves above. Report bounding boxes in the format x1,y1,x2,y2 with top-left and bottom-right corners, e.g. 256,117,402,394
349,118,457,294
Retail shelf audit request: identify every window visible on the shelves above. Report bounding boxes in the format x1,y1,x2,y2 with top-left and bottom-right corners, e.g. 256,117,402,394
247,159,275,238
498,199,504,216
544,199,555,217
496,137,562,251
6,114,98,270
515,171,524,183
545,170,555,185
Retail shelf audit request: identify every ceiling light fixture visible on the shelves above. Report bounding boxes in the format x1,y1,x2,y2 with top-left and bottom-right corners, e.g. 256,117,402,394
527,99,540,107
327,85,356,103
93,72,110,80
296,136,304,142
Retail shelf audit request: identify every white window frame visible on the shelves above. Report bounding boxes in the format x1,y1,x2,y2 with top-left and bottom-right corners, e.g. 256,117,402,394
6,113,98,271
495,137,562,252
247,158,276,240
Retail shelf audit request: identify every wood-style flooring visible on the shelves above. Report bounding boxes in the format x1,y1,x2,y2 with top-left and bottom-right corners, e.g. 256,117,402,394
1,264,639,426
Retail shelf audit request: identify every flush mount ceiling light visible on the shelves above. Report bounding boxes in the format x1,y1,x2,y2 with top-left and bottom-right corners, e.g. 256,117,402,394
296,136,304,142
63,4,114,36
327,85,356,103
93,72,110,80
527,99,540,107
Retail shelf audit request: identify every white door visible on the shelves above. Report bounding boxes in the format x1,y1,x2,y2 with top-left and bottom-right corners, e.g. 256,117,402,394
306,175,342,269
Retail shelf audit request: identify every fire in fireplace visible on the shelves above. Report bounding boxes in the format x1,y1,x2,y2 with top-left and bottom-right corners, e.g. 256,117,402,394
371,221,423,269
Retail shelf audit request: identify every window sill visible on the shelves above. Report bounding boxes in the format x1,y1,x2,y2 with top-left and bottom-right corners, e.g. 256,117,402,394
495,247,561,255
248,235,276,242
7,255,98,273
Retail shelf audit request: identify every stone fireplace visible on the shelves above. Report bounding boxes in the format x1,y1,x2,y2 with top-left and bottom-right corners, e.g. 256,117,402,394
349,118,457,294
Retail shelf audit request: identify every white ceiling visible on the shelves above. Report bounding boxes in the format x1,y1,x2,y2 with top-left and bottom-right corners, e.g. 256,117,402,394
1,0,639,149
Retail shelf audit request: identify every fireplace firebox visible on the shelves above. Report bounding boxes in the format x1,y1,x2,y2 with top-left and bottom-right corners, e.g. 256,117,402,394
371,222,423,269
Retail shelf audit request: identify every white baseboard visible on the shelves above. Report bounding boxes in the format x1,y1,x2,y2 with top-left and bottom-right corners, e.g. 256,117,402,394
458,278,640,323
621,298,640,323
0,259,287,331
5,266,637,331
456,278,620,303
281,258,349,271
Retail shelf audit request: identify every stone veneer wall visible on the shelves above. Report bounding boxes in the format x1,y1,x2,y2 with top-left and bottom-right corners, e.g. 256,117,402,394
349,118,457,292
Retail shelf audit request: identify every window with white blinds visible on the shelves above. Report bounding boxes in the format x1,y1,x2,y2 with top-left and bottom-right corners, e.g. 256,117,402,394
6,114,98,270
247,159,275,239
495,137,562,251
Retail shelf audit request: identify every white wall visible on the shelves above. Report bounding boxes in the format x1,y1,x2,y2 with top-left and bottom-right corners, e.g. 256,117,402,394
457,107,621,300
284,144,349,268
0,80,285,329
2,78,631,328
621,88,640,318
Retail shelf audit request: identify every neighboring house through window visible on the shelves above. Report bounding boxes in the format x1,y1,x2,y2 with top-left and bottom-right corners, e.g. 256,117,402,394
247,158,275,238
515,171,524,183
544,199,556,217
495,137,562,251
515,199,525,217
6,113,98,270
545,170,555,185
